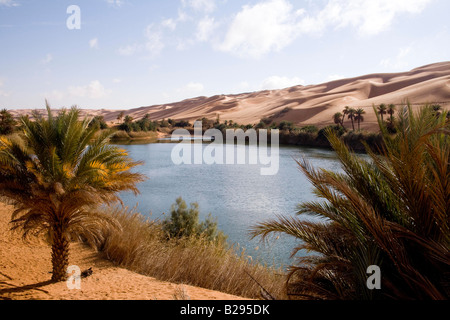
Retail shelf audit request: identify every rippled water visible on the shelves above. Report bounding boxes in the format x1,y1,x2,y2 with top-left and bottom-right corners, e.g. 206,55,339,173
118,142,343,269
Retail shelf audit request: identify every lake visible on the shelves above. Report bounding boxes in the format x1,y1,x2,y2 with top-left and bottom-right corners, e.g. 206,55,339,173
118,141,343,269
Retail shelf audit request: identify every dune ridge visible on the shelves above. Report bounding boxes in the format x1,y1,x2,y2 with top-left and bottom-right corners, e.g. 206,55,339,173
9,62,450,131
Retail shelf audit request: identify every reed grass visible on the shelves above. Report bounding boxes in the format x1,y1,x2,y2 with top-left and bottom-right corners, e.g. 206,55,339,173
90,206,287,300
110,130,158,142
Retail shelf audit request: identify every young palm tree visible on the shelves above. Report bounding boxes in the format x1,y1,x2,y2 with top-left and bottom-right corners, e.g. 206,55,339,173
377,104,387,122
355,108,366,131
333,112,343,127
251,104,449,300
0,103,145,282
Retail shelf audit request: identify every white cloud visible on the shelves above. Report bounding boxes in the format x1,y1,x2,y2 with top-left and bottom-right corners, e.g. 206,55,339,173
118,44,141,56
380,46,413,70
105,0,124,8
177,82,205,95
326,74,346,82
177,9,189,23
218,0,304,59
41,53,53,64
176,39,195,51
161,18,177,31
0,0,19,7
112,78,121,84
42,79,112,102
260,76,304,90
68,80,112,99
182,0,216,13
145,24,165,57
239,81,251,91
196,16,217,42
45,90,65,101
89,38,99,49
218,0,433,58
303,0,433,36
119,25,164,58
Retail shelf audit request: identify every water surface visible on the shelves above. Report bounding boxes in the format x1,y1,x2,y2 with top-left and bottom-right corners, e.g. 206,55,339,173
119,142,343,268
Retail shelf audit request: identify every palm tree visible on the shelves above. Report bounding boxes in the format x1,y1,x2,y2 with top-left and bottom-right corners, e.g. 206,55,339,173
0,103,145,282
355,108,366,131
117,111,125,124
124,115,134,124
377,104,387,122
385,104,397,133
342,106,351,128
251,105,449,300
387,104,396,122
0,109,17,135
347,108,356,131
333,112,343,127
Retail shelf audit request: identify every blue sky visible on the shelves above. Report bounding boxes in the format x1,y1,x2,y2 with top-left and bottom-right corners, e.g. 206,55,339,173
0,0,449,110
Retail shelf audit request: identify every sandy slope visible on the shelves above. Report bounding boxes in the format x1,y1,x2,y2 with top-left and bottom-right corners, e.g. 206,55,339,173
0,203,248,300
9,62,450,131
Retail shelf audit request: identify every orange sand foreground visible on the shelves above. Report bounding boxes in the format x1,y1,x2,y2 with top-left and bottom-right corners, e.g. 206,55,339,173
0,203,248,300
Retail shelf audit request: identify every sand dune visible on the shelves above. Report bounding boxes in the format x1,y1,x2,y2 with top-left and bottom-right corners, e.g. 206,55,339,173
9,62,450,131
0,203,247,300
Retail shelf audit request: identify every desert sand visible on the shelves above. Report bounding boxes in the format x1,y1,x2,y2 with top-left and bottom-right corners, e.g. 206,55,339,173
10,62,450,132
0,203,248,300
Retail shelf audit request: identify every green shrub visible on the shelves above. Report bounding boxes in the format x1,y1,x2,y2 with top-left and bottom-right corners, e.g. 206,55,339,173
277,120,295,131
174,120,191,128
162,197,227,244
317,125,345,140
254,121,266,130
88,115,108,130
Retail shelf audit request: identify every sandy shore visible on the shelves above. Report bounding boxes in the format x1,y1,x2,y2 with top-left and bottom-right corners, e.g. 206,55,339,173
0,203,248,300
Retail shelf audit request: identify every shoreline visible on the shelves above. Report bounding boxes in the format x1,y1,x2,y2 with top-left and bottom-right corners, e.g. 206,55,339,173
113,128,380,154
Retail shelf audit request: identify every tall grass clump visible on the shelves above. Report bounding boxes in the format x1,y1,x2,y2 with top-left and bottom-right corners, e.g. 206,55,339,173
92,205,286,300
251,104,449,300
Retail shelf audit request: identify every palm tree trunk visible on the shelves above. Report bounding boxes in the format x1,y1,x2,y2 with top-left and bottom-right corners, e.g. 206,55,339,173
51,224,70,282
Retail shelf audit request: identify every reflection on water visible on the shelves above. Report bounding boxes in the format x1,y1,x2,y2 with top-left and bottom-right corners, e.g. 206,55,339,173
119,142,344,269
